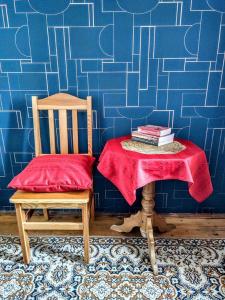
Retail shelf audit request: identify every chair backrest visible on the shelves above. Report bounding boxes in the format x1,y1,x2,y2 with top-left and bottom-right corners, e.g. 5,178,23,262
32,93,92,156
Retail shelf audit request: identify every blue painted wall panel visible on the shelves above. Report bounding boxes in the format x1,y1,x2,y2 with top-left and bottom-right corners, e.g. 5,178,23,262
0,29,26,59
82,60,100,73
148,59,158,86
182,93,205,106
219,26,225,53
103,62,126,72
198,11,221,61
139,27,150,89
104,93,126,107
151,3,177,25
164,59,185,72
55,28,68,90
0,112,19,128
114,13,133,62
27,14,49,62
0,0,224,213
21,63,45,73
185,62,210,71
134,12,150,26
8,73,47,91
169,72,208,89
47,73,59,95
63,4,89,26
70,27,110,59
1,61,21,72
15,0,34,13
89,73,126,90
206,72,222,106
0,77,9,90
155,27,194,58
127,73,139,106
221,64,225,88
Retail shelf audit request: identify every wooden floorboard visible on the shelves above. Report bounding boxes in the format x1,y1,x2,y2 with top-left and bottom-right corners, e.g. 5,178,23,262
0,212,224,238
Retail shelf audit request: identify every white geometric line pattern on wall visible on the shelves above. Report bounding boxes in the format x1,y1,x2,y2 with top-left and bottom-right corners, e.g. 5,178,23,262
0,0,224,212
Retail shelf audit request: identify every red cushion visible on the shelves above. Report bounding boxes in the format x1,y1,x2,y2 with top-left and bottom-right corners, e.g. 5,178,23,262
8,154,95,192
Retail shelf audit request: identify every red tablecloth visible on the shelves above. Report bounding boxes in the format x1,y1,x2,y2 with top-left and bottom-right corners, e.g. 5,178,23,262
97,136,213,206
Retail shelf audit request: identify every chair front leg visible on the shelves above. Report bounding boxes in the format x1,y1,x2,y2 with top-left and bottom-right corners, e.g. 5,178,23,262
15,204,30,264
82,204,90,263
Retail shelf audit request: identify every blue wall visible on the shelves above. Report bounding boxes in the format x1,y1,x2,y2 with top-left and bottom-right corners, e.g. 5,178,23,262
0,0,225,213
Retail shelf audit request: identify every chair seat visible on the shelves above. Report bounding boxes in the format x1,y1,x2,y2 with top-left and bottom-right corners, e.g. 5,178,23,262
10,189,90,204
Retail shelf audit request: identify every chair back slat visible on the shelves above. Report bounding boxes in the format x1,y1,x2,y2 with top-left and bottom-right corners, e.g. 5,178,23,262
59,109,68,154
48,110,56,154
72,110,79,154
32,93,92,156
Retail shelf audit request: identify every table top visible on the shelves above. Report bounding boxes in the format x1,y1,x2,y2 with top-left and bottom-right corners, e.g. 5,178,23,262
97,136,213,206
121,139,186,154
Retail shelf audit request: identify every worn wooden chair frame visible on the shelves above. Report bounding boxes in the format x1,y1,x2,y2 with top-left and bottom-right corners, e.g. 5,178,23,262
10,93,94,264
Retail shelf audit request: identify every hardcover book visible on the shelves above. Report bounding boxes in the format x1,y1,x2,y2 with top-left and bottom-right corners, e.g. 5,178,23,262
132,131,174,146
137,125,171,137
132,137,174,147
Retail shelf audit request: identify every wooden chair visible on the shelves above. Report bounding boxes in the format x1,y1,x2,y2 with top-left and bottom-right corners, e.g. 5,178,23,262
10,93,94,264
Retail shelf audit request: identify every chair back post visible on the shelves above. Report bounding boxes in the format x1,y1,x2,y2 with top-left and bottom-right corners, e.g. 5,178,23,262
32,96,42,156
87,96,93,156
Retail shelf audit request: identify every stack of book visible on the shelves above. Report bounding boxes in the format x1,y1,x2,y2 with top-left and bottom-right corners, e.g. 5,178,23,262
132,125,174,147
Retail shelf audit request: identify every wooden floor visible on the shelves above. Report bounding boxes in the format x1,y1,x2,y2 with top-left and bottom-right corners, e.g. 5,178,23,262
0,212,225,238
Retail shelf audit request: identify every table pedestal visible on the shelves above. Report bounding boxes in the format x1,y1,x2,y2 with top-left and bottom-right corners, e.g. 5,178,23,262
111,182,175,275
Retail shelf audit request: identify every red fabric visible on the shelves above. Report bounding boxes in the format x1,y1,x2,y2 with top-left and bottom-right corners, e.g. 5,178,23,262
8,154,95,192
97,136,213,206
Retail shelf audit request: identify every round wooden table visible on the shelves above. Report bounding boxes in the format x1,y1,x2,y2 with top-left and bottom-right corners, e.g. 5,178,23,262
97,136,213,275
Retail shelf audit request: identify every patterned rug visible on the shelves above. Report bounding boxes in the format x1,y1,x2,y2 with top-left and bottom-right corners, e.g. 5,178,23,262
0,236,224,299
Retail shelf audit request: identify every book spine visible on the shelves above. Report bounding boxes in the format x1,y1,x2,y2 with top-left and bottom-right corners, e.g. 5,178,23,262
137,127,171,136
137,129,161,137
138,125,166,130
132,132,158,141
132,137,158,146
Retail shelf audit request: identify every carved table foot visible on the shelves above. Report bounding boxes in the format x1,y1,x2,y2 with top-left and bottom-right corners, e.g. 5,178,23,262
110,211,142,233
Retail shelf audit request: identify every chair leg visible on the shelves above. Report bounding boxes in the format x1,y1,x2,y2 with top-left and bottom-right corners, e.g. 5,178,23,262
15,204,30,264
82,204,90,263
90,194,95,222
43,209,49,221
